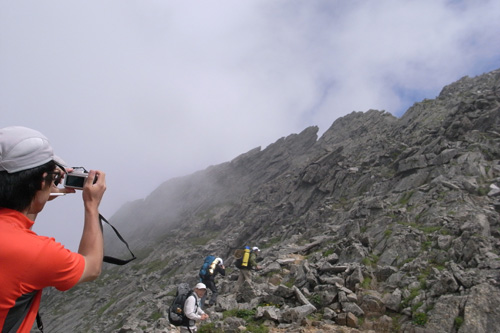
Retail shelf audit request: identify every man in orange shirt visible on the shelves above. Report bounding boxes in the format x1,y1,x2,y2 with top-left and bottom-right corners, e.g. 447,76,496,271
0,126,106,332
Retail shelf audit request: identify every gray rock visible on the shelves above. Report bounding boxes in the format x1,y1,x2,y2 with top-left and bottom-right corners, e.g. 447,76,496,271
346,266,364,291
322,307,337,320
314,289,337,307
255,306,281,322
383,288,402,312
318,275,344,286
236,281,258,303
292,285,312,306
281,304,317,323
373,315,393,333
341,302,365,317
335,312,347,326
359,290,386,317
222,317,246,332
217,294,238,311
261,261,281,275
346,312,359,328
375,266,398,282
488,183,500,196
428,269,459,297
459,283,500,333
325,253,339,264
273,285,294,298
276,258,296,266
426,294,466,332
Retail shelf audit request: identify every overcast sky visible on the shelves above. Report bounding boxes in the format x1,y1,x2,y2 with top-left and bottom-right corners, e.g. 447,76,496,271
2,0,500,251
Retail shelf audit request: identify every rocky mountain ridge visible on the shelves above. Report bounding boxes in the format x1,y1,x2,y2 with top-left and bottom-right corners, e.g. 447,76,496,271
39,68,500,332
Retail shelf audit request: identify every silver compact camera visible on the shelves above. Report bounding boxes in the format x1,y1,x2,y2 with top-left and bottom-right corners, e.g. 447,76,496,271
64,168,93,189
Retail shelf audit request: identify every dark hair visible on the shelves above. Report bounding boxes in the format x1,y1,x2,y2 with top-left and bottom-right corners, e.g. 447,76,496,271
0,161,57,211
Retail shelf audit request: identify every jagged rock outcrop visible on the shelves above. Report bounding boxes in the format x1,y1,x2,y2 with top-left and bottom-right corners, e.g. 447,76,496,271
38,68,500,332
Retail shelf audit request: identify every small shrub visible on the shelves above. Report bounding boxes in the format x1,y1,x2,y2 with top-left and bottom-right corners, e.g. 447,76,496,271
417,271,429,289
440,228,451,235
309,293,322,307
223,309,256,321
421,241,432,251
323,249,335,257
258,302,281,309
199,322,217,333
97,298,116,316
401,287,421,308
419,226,441,233
362,254,379,266
361,277,372,288
399,191,415,205
391,314,402,331
261,237,281,249
144,259,168,274
412,312,428,326
245,323,269,333
188,236,213,246
478,187,489,196
411,302,423,312
454,316,464,329
284,278,295,288
149,311,162,321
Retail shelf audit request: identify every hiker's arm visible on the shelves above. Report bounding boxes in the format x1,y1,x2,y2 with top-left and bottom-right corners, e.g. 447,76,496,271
197,305,208,320
197,306,206,316
184,296,202,320
77,170,106,284
249,253,258,268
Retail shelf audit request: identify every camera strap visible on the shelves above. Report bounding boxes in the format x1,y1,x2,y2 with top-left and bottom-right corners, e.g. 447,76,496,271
99,214,137,265
56,166,136,265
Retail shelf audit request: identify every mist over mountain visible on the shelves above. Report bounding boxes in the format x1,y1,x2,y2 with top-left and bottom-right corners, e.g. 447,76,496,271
40,69,500,332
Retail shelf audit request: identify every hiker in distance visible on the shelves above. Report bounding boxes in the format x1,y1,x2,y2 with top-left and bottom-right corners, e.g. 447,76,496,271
236,246,262,291
199,256,225,308
181,283,209,333
0,126,106,333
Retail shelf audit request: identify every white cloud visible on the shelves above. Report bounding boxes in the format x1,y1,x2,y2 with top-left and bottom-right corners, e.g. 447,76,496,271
1,0,500,250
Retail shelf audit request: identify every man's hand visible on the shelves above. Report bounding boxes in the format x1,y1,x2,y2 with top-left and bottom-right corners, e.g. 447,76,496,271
201,313,209,320
82,170,106,210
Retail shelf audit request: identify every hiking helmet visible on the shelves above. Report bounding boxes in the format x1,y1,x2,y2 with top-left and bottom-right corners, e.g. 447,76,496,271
252,247,260,252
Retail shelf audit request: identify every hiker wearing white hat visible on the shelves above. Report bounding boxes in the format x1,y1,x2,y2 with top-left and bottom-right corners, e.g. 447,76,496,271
180,283,209,332
0,126,107,332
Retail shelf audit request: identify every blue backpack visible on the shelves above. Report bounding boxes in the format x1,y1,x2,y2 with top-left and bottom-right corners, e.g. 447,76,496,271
199,255,217,279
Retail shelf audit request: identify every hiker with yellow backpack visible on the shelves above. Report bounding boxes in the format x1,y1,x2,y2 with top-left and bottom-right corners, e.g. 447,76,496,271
234,246,262,291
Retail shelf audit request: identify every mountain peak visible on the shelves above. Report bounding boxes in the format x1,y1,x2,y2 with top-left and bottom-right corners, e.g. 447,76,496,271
41,68,500,332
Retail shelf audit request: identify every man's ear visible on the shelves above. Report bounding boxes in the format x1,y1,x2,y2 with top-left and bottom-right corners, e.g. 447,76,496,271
41,172,50,189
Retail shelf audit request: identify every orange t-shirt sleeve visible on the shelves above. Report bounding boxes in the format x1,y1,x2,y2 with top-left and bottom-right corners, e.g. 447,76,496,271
30,237,85,291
